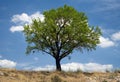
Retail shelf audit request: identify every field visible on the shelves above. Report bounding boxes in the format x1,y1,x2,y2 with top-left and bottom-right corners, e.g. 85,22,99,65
0,68,120,82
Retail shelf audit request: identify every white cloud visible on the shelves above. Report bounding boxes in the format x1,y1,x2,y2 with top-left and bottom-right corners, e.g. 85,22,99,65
10,11,44,32
11,13,31,24
33,65,55,71
0,59,16,68
11,11,44,24
98,36,115,48
33,62,113,72
10,26,24,32
30,12,44,22
111,31,120,41
62,62,113,72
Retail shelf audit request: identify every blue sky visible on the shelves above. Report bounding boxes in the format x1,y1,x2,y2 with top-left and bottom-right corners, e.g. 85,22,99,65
0,0,120,72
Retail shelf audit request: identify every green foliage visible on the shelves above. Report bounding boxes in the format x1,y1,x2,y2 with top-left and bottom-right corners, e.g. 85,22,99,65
23,5,101,71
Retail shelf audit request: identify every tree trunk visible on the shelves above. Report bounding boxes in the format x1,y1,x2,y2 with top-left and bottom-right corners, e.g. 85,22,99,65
55,58,61,71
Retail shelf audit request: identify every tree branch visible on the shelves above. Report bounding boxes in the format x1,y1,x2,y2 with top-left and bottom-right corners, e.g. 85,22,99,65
60,49,72,60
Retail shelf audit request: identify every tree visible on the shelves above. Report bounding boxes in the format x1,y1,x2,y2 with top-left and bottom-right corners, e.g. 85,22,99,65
23,5,101,71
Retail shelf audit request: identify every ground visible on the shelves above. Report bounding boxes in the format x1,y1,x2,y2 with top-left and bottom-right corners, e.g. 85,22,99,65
0,68,120,82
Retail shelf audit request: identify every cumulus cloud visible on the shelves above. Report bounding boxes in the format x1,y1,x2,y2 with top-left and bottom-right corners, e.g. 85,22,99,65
111,31,120,41
33,62,113,72
0,59,16,68
98,36,115,48
10,26,24,32
30,12,44,22
10,11,44,32
11,13,31,24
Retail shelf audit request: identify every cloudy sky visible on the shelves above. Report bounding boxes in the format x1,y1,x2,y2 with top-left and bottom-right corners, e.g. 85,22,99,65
0,0,120,72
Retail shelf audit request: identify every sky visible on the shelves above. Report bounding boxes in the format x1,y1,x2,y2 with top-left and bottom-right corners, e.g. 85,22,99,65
0,0,120,72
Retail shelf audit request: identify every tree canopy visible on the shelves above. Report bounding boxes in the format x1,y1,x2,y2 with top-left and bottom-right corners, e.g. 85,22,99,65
23,5,101,71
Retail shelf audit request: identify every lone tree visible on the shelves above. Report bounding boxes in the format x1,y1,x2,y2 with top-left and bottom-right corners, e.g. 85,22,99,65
23,5,101,71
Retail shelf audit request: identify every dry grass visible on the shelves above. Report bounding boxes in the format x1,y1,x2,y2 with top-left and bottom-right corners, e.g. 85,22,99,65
0,68,120,82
